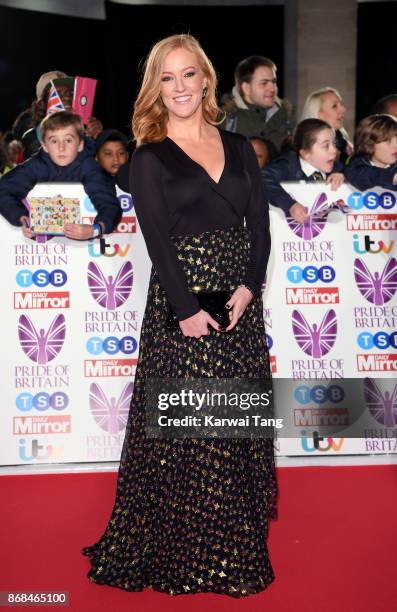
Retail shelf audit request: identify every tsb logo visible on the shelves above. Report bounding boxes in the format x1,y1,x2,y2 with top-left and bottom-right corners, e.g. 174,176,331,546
16,269,67,288
15,391,69,412
86,336,138,355
294,384,345,404
357,331,397,350
287,265,335,284
347,191,396,210
118,193,134,213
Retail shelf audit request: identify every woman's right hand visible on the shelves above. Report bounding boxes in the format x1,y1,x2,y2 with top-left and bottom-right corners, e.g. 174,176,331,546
179,309,221,338
289,202,310,223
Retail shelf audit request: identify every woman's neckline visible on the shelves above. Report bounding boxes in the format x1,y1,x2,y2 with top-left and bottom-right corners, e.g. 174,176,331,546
165,126,226,185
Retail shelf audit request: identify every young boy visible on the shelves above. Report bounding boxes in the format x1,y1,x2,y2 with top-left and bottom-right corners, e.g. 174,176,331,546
95,129,129,177
345,114,397,190
248,136,271,169
0,111,122,239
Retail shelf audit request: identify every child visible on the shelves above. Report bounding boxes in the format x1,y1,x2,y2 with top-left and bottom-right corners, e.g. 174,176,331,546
263,118,344,222
0,111,122,239
345,114,397,190
248,136,271,169
95,129,129,177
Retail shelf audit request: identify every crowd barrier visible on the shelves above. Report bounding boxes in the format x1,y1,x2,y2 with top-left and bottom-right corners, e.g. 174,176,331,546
0,181,395,466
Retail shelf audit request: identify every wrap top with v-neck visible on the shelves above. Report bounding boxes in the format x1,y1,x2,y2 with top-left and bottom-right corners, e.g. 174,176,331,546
129,128,271,321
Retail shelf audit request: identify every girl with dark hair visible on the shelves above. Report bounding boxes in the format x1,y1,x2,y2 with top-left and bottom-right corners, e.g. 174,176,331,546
263,118,344,222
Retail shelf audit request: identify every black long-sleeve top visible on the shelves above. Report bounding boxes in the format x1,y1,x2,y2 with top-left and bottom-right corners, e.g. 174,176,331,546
344,154,397,191
129,128,270,321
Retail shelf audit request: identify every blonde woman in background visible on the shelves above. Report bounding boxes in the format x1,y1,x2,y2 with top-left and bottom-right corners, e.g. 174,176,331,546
302,87,353,163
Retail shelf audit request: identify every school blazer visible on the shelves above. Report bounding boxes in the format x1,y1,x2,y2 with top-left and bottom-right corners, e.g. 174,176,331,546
262,151,343,213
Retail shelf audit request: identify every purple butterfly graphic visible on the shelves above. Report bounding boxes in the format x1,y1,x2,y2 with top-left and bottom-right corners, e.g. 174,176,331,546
89,382,133,433
87,261,133,309
287,192,328,240
18,314,66,364
354,257,397,306
363,378,397,427
292,309,337,357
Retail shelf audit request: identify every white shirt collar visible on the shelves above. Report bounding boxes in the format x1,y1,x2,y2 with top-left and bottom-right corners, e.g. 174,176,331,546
369,159,390,168
299,158,326,179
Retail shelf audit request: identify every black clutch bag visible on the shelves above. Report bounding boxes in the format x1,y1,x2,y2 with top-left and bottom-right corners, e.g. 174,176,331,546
166,289,230,329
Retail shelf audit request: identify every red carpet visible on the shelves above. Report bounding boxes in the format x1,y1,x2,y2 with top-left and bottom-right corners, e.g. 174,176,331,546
1,465,396,612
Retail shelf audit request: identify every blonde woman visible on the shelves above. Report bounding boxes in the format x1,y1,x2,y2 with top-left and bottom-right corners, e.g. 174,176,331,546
82,34,277,598
302,87,353,163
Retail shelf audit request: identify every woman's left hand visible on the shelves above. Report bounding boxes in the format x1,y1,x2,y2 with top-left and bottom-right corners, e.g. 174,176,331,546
222,285,254,332
64,223,99,240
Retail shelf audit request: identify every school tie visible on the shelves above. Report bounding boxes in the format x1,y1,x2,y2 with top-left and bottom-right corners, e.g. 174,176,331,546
311,171,324,182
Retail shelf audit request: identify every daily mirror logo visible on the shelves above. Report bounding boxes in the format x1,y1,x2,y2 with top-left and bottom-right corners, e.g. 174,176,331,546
14,291,70,309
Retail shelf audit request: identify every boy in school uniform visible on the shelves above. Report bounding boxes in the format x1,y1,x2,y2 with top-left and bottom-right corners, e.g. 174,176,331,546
95,129,129,178
345,114,397,191
0,111,122,239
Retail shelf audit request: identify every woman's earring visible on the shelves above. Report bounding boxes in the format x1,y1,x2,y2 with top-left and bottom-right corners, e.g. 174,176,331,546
202,86,208,99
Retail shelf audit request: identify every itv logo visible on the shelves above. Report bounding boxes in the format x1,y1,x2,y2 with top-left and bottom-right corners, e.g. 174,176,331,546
353,234,394,255
88,238,131,258
18,438,64,461
300,431,345,452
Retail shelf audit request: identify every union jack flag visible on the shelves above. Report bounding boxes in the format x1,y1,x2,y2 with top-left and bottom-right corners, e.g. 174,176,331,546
46,81,65,115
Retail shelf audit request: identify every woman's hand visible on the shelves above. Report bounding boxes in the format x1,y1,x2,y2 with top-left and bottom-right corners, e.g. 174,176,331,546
20,216,35,239
327,172,344,191
222,285,254,332
64,223,102,240
289,202,310,223
179,309,221,338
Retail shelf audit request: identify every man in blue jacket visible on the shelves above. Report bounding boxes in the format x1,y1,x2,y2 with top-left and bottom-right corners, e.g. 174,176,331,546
0,111,122,240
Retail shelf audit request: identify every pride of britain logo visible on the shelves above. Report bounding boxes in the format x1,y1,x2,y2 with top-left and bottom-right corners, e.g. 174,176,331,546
89,382,133,433
87,261,133,310
363,378,397,427
18,314,66,364
287,193,330,240
354,257,397,306
292,309,337,357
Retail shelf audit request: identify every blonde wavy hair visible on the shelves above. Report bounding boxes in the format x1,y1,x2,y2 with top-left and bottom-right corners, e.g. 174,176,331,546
132,34,222,146
301,87,342,121
301,86,351,143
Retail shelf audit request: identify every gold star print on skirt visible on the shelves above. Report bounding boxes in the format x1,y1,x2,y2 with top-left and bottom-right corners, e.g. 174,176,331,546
82,226,278,598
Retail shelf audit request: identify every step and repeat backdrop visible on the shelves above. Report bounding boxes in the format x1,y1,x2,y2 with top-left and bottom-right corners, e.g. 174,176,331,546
0,181,396,466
